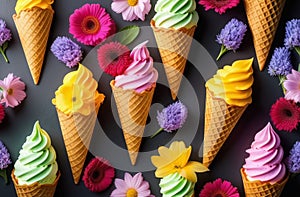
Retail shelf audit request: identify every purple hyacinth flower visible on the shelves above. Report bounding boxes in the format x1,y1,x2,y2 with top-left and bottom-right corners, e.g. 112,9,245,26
268,47,293,77
151,101,188,138
51,36,83,68
0,19,12,63
216,18,247,60
0,140,11,184
286,141,300,173
284,19,300,53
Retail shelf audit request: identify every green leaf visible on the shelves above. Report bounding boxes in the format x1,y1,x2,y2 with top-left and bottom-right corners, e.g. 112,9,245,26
114,25,140,45
2,42,8,51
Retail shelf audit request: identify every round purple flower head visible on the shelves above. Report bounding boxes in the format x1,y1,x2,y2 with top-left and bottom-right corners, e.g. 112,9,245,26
51,36,83,68
284,19,300,50
0,19,12,63
216,18,247,60
268,47,293,77
0,140,11,184
286,141,300,173
151,101,188,138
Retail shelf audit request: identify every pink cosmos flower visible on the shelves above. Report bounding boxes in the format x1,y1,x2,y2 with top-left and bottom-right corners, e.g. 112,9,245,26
69,4,116,46
110,172,154,197
199,0,240,15
284,69,300,103
199,178,240,197
0,73,26,108
111,0,151,21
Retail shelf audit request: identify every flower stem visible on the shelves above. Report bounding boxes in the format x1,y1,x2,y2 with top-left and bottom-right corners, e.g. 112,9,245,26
150,128,164,138
295,46,300,56
0,169,8,184
278,75,286,95
216,45,228,61
0,46,9,63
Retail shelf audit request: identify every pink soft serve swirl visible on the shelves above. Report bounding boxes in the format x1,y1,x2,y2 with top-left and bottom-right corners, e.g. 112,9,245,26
243,122,286,184
115,40,158,93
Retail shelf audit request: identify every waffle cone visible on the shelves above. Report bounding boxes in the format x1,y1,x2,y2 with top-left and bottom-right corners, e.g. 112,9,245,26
12,7,54,84
151,20,196,100
55,102,100,184
110,80,155,165
240,168,289,197
11,169,60,197
244,0,286,71
202,89,247,167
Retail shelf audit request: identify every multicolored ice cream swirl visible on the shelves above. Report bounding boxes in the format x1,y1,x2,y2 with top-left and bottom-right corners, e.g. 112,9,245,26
205,58,254,107
15,0,54,15
243,122,286,184
152,0,199,29
14,121,58,185
115,40,158,93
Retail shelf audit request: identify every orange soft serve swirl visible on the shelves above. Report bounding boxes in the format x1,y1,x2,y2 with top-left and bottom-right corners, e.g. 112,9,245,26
205,58,254,107
15,0,54,15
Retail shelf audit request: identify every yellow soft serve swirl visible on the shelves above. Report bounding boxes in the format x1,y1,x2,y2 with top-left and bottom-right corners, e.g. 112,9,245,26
205,58,254,107
15,0,54,15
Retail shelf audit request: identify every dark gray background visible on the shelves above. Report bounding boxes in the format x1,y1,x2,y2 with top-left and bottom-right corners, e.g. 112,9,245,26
1,0,300,196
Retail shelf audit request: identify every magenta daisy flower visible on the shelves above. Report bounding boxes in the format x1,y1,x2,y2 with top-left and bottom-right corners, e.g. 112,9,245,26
0,73,26,108
69,4,116,46
0,104,5,123
111,172,154,197
199,178,240,197
97,41,132,77
199,0,240,15
284,69,300,103
82,157,115,193
111,0,151,21
270,97,300,132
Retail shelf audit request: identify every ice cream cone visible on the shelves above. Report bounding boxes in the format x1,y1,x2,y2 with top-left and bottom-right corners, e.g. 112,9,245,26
244,0,286,71
12,7,54,84
150,20,196,100
11,169,60,197
55,103,100,184
110,80,155,165
240,168,289,197
202,89,248,167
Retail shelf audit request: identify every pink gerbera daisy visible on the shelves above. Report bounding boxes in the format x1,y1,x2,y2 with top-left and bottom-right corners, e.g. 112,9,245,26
69,4,116,46
0,104,5,123
111,172,154,197
270,97,300,132
0,73,26,108
199,0,240,15
284,69,300,103
199,178,240,197
97,41,132,77
82,157,115,193
111,0,151,21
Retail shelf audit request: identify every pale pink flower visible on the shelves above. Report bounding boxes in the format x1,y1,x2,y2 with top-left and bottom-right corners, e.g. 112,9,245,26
111,0,151,21
284,69,300,103
0,73,26,108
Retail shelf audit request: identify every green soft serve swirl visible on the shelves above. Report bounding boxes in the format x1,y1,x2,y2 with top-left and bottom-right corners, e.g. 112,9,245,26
153,0,199,29
159,172,195,197
14,121,58,185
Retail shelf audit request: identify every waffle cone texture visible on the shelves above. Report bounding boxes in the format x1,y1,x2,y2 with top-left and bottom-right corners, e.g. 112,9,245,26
110,80,155,165
150,20,196,100
240,168,289,197
11,169,60,197
13,7,54,85
244,0,286,71
55,102,100,184
202,89,247,167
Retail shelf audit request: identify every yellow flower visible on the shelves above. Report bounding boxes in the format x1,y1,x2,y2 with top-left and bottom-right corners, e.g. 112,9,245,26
151,141,208,182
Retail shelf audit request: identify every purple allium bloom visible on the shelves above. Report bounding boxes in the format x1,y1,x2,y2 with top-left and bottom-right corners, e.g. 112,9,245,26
216,18,247,60
51,36,83,68
284,19,300,49
284,69,300,103
268,47,293,76
0,19,12,46
0,140,11,170
157,101,188,132
286,141,300,173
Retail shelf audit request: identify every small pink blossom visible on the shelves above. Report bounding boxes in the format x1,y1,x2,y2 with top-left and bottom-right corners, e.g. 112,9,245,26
199,0,240,15
284,69,300,103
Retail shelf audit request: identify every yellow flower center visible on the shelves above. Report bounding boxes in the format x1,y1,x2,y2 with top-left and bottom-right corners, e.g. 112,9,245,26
128,0,138,6
126,188,138,197
81,16,100,34
7,88,13,95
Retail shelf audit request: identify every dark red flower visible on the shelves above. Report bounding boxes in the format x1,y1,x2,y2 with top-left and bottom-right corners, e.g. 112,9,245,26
82,157,115,192
0,104,5,123
97,41,132,77
270,97,300,132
